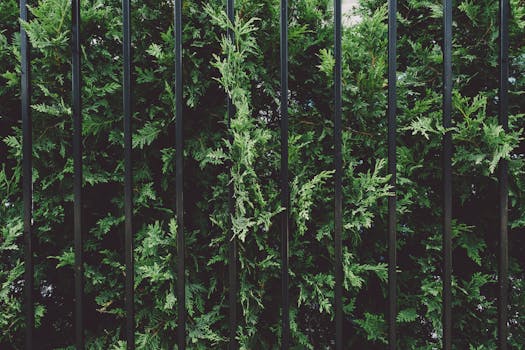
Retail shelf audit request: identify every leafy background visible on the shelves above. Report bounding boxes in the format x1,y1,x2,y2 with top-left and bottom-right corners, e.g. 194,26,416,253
0,0,524,348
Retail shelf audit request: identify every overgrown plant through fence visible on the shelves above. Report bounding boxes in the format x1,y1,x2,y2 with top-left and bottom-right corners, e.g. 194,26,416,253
0,0,524,349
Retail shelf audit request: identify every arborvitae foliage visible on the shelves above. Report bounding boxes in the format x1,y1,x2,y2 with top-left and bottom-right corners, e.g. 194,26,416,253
0,0,524,348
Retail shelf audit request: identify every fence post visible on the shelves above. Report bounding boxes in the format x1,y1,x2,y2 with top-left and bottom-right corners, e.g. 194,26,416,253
442,0,453,347
498,0,509,348
122,0,135,348
226,0,238,349
280,0,290,347
387,0,398,347
20,0,34,348
174,0,185,348
333,0,343,349
71,0,85,348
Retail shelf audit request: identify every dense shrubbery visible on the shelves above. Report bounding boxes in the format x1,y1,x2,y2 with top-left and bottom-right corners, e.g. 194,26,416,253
1,0,524,348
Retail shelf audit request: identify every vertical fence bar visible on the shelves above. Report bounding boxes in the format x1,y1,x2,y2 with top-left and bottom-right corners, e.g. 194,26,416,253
174,0,185,348
122,0,134,349
498,0,509,348
226,0,238,349
387,0,397,347
334,0,343,349
280,0,290,348
20,1,33,348
442,0,452,348
72,0,84,348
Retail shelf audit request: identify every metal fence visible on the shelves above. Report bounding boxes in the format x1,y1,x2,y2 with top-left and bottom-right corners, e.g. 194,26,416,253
18,0,511,349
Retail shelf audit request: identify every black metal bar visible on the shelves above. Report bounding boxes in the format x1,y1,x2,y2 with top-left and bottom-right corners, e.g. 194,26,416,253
387,0,397,347
442,0,452,347
334,0,343,349
72,0,84,348
174,0,185,348
226,0,238,349
280,0,290,348
498,0,509,348
20,0,33,348
122,0,134,348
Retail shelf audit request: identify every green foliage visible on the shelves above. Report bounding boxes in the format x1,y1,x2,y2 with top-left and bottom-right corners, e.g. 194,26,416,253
0,0,524,348
355,312,387,344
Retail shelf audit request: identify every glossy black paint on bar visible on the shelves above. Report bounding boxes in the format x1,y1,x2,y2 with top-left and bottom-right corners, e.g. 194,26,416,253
72,0,84,348
280,0,290,348
334,0,343,349
498,0,509,348
20,0,33,348
122,0,134,348
442,0,453,348
174,0,185,348
387,0,397,347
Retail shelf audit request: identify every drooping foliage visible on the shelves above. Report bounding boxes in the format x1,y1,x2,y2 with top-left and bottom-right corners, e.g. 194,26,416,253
0,0,524,348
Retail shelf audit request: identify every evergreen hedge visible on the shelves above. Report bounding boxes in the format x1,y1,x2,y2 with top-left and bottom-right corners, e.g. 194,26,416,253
0,0,524,348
